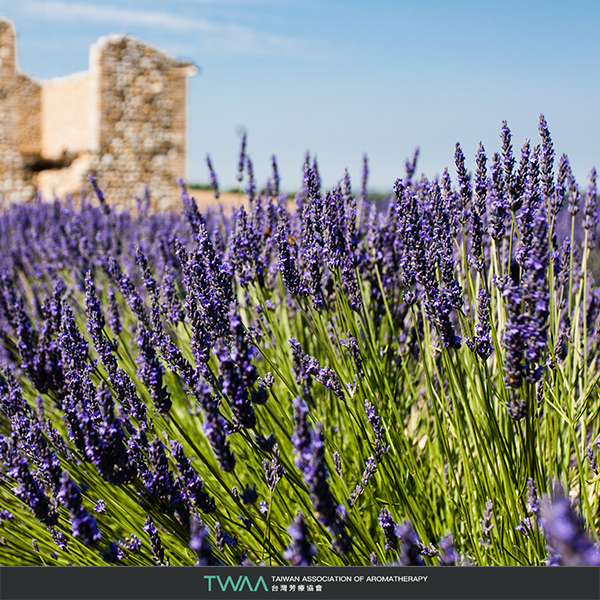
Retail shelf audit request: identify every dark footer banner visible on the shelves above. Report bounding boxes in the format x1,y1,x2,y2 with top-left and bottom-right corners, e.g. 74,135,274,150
0,566,598,600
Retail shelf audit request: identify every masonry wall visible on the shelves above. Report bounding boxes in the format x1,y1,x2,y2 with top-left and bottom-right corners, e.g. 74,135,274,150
0,19,34,202
35,71,93,200
15,73,41,157
41,71,91,160
0,17,195,210
88,35,191,211
0,19,17,149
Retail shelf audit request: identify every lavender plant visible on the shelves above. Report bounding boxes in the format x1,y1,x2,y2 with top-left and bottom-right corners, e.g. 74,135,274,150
0,116,599,567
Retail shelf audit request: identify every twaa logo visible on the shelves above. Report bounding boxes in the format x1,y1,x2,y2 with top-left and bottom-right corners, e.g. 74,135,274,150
204,575,269,593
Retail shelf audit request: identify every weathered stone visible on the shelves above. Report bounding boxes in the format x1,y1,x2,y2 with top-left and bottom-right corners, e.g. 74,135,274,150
0,17,196,210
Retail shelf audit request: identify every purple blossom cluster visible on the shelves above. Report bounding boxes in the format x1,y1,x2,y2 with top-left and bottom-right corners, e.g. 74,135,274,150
291,397,352,554
377,508,456,566
0,116,598,567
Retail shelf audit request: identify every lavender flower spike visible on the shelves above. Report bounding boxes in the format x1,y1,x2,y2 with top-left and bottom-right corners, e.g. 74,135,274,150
206,154,220,199
58,471,102,546
541,488,600,565
527,477,540,516
144,515,165,565
196,381,236,473
170,441,216,513
479,500,494,548
284,512,317,566
378,508,398,551
7,454,59,526
190,518,216,566
291,398,352,554
136,324,172,414
365,400,391,461
89,174,105,204
395,520,425,566
466,288,492,360
237,132,247,183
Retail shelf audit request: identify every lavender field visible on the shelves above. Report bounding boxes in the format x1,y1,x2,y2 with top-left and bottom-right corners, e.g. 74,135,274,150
0,116,599,566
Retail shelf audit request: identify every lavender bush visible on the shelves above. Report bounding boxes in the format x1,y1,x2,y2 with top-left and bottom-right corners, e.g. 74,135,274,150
0,116,599,566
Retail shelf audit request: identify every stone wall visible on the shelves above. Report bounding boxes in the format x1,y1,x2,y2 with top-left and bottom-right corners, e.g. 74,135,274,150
0,19,34,201
41,71,91,160
15,73,41,157
89,35,194,211
0,17,196,210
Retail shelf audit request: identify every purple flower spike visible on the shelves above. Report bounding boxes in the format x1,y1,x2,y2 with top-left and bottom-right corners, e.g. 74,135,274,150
291,398,352,554
190,518,216,566
89,174,111,219
438,535,456,566
0,368,31,420
516,517,532,537
348,455,377,506
148,437,189,524
178,177,206,236
84,273,114,365
8,454,58,526
271,155,280,197
136,324,171,415
89,175,105,205
144,515,165,565
106,286,122,336
500,121,515,197
501,277,525,389
240,483,258,505
217,310,258,429
378,508,398,551
466,288,492,360
333,451,343,478
360,154,369,202
405,148,419,186
276,212,302,296
215,521,237,552
196,381,236,473
479,500,494,548
473,142,488,215
513,139,531,212
0,508,14,522
541,489,600,566
58,472,101,546
237,132,247,183
50,528,68,551
229,205,256,288
538,114,555,200
127,535,142,554
365,400,390,461
284,512,317,566
489,153,508,242
263,455,284,490
568,173,581,216
289,338,345,401
341,332,364,379
395,520,425,566
170,441,216,513
245,156,256,203
424,289,462,350
583,168,598,249
206,154,220,199
454,142,472,224
527,477,540,516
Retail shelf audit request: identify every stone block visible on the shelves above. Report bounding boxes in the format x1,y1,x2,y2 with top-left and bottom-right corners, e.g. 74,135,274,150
0,16,197,210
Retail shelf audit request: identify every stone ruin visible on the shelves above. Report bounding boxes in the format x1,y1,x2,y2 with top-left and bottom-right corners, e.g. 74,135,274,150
0,17,196,211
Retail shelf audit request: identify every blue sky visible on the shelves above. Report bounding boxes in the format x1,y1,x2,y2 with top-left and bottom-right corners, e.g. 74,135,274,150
1,0,599,192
